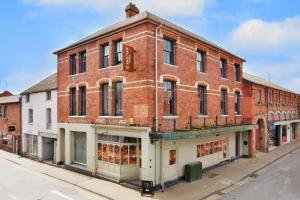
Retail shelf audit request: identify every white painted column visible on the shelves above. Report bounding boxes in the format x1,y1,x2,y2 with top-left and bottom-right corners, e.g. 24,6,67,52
22,133,26,154
287,124,291,143
65,129,72,165
38,135,43,160
86,126,96,175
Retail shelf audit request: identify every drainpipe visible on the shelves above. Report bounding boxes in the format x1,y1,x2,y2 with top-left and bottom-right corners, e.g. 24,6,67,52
155,24,162,133
155,23,163,191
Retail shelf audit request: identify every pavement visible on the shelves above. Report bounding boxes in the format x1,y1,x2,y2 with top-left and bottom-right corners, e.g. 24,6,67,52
0,139,300,200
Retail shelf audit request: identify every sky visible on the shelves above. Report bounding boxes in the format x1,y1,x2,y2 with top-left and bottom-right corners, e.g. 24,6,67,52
0,0,300,93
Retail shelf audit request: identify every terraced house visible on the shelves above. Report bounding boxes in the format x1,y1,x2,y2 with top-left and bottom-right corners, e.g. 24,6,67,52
0,91,21,154
243,73,300,154
54,3,299,189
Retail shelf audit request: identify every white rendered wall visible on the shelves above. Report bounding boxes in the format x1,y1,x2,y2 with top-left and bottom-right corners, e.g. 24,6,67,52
21,90,57,159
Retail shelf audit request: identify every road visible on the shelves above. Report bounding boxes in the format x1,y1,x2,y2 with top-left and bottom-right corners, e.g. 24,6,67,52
220,148,300,200
0,156,107,200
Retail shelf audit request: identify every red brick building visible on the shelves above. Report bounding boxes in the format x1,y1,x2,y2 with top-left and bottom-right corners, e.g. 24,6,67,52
243,73,300,156
54,3,296,188
0,91,21,154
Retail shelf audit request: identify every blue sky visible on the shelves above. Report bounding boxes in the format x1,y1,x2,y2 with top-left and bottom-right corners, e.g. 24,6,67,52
0,0,300,93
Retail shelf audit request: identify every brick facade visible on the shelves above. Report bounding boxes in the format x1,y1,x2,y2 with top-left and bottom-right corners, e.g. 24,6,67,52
0,94,21,154
56,21,246,133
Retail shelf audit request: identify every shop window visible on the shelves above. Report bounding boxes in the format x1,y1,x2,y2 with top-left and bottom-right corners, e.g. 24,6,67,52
163,80,176,115
73,132,87,164
103,144,108,162
121,145,129,164
108,144,114,163
98,143,102,160
26,134,38,156
129,145,137,164
169,149,176,165
197,140,224,158
114,145,120,164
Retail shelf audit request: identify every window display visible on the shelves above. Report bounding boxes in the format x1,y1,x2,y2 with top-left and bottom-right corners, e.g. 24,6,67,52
114,145,120,164
103,144,108,162
98,143,102,160
121,145,129,165
197,139,225,158
129,145,137,164
108,144,114,163
169,149,176,165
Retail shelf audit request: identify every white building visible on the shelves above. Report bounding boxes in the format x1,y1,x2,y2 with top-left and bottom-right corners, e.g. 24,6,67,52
21,73,57,162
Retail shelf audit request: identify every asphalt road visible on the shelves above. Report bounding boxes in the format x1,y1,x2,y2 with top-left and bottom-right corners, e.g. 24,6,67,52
220,148,300,200
0,156,107,200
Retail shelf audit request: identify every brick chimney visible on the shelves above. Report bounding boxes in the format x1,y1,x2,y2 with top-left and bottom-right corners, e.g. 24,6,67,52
125,2,140,18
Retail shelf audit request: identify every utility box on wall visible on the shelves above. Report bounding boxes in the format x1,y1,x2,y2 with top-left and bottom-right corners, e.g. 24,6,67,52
185,161,202,182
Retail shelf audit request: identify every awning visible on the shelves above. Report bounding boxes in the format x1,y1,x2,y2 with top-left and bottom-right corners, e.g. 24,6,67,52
150,124,258,141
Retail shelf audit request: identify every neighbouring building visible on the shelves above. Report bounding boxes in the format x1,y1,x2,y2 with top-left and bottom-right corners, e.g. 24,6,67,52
54,3,260,188
21,73,57,163
243,73,300,154
0,91,21,154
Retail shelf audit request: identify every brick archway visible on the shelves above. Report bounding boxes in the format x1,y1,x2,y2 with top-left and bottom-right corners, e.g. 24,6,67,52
255,118,267,152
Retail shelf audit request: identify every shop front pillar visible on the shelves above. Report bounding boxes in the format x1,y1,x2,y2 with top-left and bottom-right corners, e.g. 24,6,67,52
86,126,96,175
65,129,72,165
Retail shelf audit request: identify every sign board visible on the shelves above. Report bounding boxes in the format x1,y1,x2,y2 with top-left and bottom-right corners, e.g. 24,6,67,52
122,45,135,72
8,126,16,132
141,180,154,197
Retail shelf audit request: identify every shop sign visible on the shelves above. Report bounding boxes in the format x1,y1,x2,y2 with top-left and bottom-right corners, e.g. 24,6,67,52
122,45,135,72
141,180,154,197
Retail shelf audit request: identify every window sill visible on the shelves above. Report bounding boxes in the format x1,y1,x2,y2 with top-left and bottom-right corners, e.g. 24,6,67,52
221,78,228,81
163,115,178,119
235,114,242,117
163,63,178,68
198,115,208,118
68,72,87,77
197,72,208,76
235,81,241,83
28,123,33,125
98,65,121,71
220,115,229,117
98,115,123,119
68,115,87,118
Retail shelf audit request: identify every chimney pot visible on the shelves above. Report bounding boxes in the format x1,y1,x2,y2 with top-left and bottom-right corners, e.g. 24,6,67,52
125,2,140,18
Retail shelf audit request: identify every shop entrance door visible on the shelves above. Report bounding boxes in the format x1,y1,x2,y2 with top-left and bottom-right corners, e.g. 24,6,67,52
164,148,178,182
235,132,240,157
242,132,248,156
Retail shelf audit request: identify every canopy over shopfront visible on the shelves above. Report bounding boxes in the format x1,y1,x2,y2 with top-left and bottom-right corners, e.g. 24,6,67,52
150,124,258,141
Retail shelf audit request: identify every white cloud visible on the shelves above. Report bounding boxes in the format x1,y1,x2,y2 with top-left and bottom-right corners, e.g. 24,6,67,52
22,0,212,16
228,16,300,52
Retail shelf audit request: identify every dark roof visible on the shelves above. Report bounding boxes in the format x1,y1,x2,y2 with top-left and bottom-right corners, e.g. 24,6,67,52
53,11,245,62
21,73,57,95
243,72,298,95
